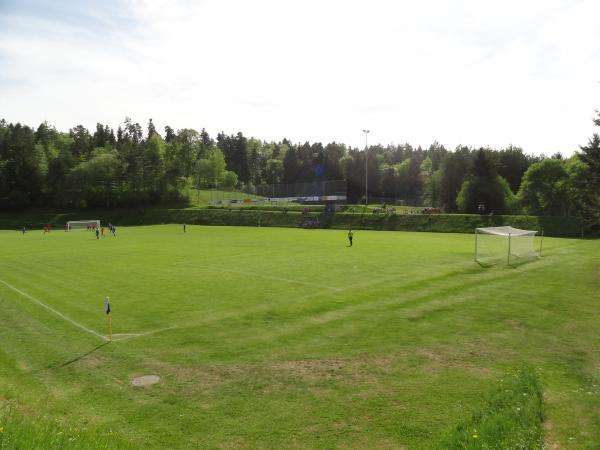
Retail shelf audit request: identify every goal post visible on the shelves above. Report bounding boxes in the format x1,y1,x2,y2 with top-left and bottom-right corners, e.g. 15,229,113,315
475,226,539,265
66,220,101,231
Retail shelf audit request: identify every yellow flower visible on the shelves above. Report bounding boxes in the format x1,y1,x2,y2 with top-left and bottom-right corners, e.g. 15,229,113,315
473,434,478,439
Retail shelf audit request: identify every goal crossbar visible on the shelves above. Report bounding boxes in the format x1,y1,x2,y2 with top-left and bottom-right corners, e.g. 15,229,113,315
475,226,537,237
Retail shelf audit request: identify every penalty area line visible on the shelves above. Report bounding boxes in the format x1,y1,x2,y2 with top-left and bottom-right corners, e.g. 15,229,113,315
0,278,108,342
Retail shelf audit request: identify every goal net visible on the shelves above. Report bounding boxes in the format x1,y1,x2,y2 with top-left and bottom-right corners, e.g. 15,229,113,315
66,220,101,231
475,226,538,265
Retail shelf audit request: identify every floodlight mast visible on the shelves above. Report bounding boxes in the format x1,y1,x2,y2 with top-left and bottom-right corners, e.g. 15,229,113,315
363,129,370,207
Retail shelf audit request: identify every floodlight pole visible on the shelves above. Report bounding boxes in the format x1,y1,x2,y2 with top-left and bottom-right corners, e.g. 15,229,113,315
363,129,370,208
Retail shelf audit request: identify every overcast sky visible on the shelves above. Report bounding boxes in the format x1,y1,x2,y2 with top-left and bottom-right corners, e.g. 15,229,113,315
1,0,599,155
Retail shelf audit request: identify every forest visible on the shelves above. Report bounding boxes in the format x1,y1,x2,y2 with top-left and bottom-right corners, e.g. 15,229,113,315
0,114,598,226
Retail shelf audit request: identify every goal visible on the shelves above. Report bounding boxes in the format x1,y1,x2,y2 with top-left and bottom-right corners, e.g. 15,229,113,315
66,220,101,231
475,226,539,265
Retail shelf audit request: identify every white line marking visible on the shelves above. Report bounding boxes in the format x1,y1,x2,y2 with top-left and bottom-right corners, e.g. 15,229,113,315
111,326,178,342
0,278,108,341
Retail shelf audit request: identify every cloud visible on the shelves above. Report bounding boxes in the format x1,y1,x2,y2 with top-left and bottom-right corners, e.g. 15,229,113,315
0,0,599,155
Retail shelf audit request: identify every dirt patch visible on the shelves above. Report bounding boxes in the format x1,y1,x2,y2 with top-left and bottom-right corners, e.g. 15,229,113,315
504,319,527,331
72,354,111,369
274,358,346,379
543,417,561,449
145,360,233,393
414,343,504,377
271,354,396,383
131,374,160,386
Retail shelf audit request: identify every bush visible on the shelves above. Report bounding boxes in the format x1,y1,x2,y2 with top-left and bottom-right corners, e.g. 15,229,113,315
436,366,544,449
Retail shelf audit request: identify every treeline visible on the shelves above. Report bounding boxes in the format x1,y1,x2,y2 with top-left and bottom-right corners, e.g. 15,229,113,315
0,115,598,224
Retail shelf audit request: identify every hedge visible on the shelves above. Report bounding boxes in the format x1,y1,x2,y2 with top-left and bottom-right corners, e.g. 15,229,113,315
0,209,584,237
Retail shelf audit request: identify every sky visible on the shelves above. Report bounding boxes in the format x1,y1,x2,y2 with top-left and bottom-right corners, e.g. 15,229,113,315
1,0,599,156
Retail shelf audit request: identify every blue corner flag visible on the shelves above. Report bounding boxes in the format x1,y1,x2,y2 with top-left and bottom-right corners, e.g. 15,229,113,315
105,297,111,315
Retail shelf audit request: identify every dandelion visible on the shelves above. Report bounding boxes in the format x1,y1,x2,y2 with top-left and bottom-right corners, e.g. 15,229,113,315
473,434,479,439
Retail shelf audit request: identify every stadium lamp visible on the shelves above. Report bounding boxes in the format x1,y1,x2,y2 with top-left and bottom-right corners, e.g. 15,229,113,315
363,129,370,207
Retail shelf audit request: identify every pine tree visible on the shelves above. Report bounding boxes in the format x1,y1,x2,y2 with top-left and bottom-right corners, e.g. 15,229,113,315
577,111,600,232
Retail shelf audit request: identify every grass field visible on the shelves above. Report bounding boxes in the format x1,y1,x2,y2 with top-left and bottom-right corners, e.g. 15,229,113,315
0,226,599,449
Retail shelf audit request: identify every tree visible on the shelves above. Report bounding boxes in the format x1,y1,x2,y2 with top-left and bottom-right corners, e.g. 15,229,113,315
177,128,201,177
282,145,301,184
426,141,447,171
0,122,45,208
517,158,569,216
93,123,107,148
247,138,263,185
147,118,157,140
196,149,227,188
422,170,443,207
164,126,176,143
209,149,226,185
35,121,58,153
575,112,600,230
266,158,283,187
439,147,471,212
198,128,214,159
68,150,123,208
456,149,513,214
323,142,345,181
216,132,250,183
380,164,396,199
220,170,238,189
123,117,143,143
46,144,75,206
407,154,424,203
365,146,382,202
69,125,93,159
195,159,213,188
497,146,529,193
565,156,591,218
142,134,166,197
394,159,411,200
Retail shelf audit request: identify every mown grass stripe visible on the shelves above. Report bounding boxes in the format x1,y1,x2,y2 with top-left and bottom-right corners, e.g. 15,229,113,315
0,278,108,341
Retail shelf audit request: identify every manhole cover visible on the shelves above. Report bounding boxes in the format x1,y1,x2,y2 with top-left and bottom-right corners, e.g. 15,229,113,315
131,375,160,386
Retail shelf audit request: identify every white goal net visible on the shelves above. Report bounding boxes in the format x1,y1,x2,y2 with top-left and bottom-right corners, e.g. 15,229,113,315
66,220,101,231
475,226,539,265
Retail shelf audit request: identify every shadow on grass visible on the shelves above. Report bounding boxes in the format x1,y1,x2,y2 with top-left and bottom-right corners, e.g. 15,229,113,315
57,341,110,368
476,255,541,269
31,341,110,373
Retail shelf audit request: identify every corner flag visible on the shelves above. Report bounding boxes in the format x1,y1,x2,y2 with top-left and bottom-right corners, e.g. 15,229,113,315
105,296,112,341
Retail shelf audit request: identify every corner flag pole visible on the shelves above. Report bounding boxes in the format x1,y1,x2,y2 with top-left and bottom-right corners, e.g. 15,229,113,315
105,296,112,342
